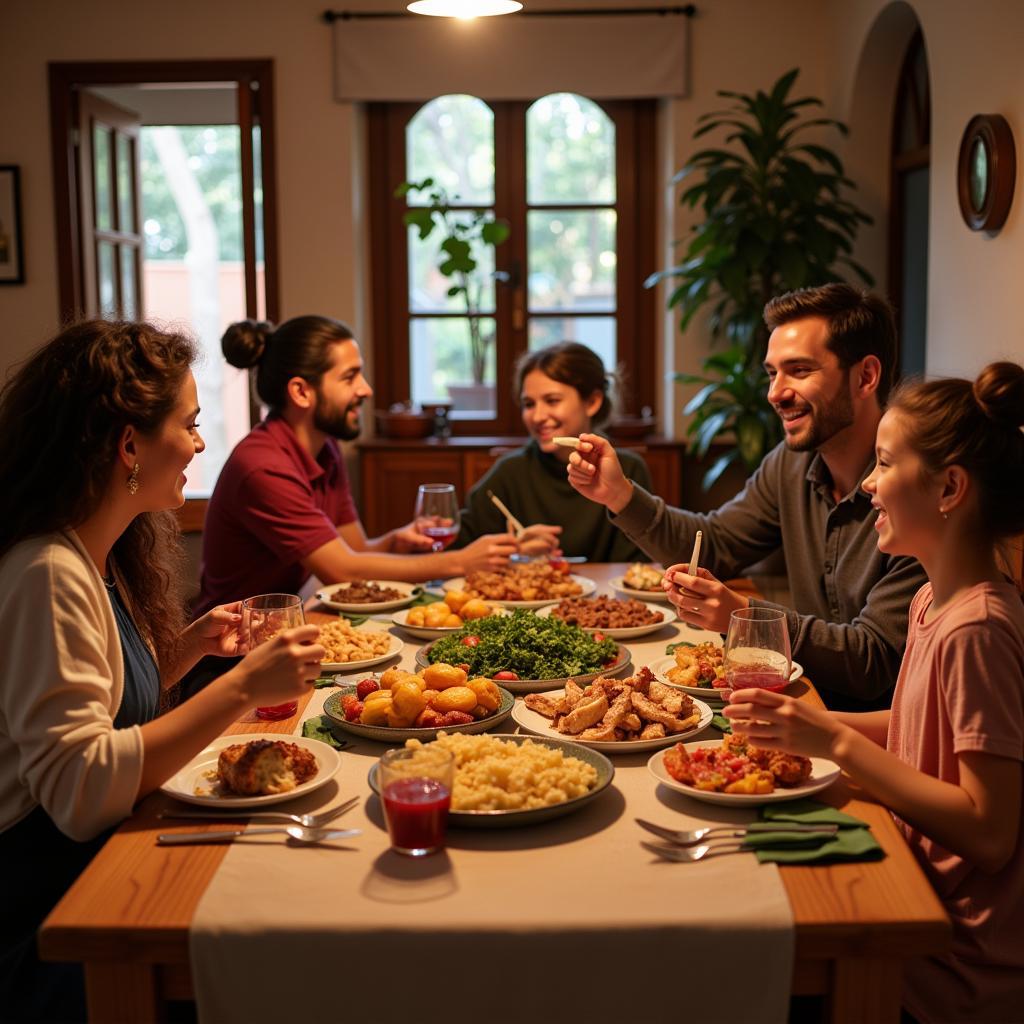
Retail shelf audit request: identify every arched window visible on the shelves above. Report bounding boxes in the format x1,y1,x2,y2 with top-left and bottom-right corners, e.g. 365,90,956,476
369,94,656,434
889,29,930,376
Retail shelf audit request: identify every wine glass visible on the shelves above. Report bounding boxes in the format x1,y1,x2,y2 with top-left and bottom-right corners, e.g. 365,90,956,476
242,593,305,720
723,607,792,694
414,483,461,551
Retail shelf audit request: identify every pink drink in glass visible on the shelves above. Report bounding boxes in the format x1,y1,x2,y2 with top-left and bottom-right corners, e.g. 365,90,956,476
420,524,460,550
382,777,451,855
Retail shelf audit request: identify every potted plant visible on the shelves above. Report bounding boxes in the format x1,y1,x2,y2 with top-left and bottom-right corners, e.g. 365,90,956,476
646,69,873,488
396,178,510,412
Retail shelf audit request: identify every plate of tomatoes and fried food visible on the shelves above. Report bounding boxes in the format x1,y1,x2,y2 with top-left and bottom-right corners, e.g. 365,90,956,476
647,734,840,806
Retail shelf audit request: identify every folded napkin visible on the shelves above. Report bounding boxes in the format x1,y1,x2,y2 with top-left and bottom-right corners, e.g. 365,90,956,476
301,715,346,749
711,713,732,734
753,799,884,864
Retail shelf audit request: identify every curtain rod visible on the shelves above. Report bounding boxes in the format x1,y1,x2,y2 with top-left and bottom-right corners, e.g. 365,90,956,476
322,6,695,22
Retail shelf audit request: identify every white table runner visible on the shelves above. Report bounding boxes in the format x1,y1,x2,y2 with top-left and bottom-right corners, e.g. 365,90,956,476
191,616,794,1024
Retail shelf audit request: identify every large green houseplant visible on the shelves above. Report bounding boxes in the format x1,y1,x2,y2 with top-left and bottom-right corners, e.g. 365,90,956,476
646,69,873,488
396,178,510,397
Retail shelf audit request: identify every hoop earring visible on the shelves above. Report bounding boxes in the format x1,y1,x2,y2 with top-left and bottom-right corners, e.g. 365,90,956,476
127,463,140,496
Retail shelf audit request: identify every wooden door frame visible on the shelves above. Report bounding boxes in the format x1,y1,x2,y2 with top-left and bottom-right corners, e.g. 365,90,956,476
48,59,280,326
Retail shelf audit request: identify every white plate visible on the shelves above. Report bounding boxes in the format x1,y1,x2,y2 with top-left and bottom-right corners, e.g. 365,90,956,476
512,691,713,752
319,632,404,674
650,654,804,698
534,601,677,640
315,580,420,614
443,574,597,609
647,742,840,806
160,734,342,808
608,576,671,603
391,605,507,640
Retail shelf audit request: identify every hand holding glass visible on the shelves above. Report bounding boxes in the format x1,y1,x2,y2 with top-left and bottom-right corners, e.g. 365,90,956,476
414,483,460,551
379,747,454,856
243,593,305,720
723,607,792,693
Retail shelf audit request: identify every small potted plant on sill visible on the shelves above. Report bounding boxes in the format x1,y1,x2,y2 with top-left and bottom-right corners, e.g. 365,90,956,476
645,68,873,489
396,178,510,413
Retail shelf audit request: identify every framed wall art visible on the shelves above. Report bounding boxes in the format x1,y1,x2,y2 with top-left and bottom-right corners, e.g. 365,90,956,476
0,165,25,284
957,114,1016,233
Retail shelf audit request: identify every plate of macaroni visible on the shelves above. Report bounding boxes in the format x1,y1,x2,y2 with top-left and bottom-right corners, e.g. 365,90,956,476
317,619,403,673
367,732,614,828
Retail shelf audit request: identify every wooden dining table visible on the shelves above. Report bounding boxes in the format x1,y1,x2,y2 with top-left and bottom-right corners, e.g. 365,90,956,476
39,564,949,1023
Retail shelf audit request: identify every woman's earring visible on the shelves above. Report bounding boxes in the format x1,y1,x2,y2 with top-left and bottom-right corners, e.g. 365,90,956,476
127,463,140,495
939,507,949,521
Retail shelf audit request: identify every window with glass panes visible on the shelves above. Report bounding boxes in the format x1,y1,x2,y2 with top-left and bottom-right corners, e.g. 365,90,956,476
369,95,656,435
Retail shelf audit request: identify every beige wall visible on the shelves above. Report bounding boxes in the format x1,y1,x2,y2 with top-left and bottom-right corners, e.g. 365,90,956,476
2,0,1020,421
823,0,1024,378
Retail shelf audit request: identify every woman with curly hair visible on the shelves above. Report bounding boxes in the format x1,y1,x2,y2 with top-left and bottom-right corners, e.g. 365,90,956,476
0,320,325,1021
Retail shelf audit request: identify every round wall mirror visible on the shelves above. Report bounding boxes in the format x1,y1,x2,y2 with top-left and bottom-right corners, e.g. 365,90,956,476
958,114,1015,231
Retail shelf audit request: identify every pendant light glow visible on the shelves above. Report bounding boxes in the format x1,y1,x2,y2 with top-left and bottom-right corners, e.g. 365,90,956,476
407,1,523,18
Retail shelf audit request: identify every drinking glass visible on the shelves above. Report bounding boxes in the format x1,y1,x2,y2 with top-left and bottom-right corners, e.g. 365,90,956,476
414,483,461,551
242,593,305,720
379,747,454,857
723,607,792,693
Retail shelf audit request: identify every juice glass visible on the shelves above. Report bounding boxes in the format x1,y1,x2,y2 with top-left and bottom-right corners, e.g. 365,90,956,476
379,747,454,856
242,593,304,720
724,607,792,693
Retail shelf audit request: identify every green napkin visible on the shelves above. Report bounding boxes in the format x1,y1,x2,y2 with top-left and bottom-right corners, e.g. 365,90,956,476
313,675,339,688
750,826,884,864
302,715,346,749
408,589,443,608
761,798,867,828
752,799,883,864
711,713,732,734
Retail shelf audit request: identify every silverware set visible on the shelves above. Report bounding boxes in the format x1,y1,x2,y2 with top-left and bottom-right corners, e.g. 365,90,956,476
636,817,838,863
158,795,361,844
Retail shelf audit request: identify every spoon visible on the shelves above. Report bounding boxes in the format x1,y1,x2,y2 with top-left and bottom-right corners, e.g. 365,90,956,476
156,825,362,845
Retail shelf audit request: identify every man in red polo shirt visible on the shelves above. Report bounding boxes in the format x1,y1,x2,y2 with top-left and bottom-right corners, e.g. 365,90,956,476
194,316,518,620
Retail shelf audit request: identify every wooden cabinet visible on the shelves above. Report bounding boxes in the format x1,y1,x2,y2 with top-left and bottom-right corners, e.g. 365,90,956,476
356,436,685,537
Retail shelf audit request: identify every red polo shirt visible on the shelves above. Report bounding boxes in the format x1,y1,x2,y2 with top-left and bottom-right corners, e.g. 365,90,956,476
194,416,358,616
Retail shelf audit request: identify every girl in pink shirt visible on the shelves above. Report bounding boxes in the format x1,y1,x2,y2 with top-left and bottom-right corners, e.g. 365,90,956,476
727,361,1024,1023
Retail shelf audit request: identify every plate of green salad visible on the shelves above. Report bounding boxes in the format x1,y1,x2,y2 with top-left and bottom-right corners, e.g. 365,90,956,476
415,610,632,694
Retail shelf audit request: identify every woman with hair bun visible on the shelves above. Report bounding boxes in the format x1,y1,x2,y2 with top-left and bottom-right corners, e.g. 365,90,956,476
0,320,325,1021
452,341,652,562
194,316,517,621
726,361,1024,1023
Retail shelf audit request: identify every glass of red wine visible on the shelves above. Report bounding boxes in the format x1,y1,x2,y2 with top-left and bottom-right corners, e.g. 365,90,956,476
414,483,461,551
379,747,455,856
723,607,792,694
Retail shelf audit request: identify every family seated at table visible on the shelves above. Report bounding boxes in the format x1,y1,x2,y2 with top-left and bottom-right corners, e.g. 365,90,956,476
1,291,1022,1022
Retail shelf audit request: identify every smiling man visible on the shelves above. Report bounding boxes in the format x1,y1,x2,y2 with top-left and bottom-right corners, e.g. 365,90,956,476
567,284,926,710
193,315,517,622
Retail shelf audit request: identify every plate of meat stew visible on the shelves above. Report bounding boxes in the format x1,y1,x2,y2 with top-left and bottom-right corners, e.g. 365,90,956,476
536,597,676,639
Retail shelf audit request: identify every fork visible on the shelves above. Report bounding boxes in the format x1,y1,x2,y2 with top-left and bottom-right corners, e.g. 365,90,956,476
157,825,362,846
641,839,750,863
159,795,360,829
636,817,838,847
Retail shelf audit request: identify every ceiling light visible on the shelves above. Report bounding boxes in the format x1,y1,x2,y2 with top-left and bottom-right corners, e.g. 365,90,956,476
407,1,523,18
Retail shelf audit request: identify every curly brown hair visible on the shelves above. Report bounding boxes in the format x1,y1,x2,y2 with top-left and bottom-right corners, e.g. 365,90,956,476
0,320,197,668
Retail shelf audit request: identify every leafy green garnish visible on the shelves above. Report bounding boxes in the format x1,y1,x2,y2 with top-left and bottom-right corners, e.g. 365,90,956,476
426,609,618,679
302,715,345,748
666,640,696,655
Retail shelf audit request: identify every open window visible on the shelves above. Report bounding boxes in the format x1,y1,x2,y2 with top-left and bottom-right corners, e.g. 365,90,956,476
49,61,279,520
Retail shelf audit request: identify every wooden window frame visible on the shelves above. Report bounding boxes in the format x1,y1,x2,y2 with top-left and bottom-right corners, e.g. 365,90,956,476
368,97,657,436
49,60,281,531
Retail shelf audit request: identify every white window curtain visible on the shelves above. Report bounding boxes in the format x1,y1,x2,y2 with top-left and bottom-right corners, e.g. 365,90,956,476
331,12,689,101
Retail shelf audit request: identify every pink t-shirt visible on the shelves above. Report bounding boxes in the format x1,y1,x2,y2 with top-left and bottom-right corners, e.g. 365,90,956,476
195,416,358,616
888,581,1024,1023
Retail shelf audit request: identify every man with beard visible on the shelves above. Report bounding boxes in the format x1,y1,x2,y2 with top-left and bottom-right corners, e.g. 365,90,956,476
567,284,926,709
192,315,518,624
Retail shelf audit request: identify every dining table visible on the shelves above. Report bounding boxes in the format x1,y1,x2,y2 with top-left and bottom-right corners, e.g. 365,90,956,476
39,564,950,1023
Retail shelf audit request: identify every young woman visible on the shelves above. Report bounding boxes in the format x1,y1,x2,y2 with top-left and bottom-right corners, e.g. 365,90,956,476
0,321,325,1021
726,362,1024,1023
454,341,653,561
